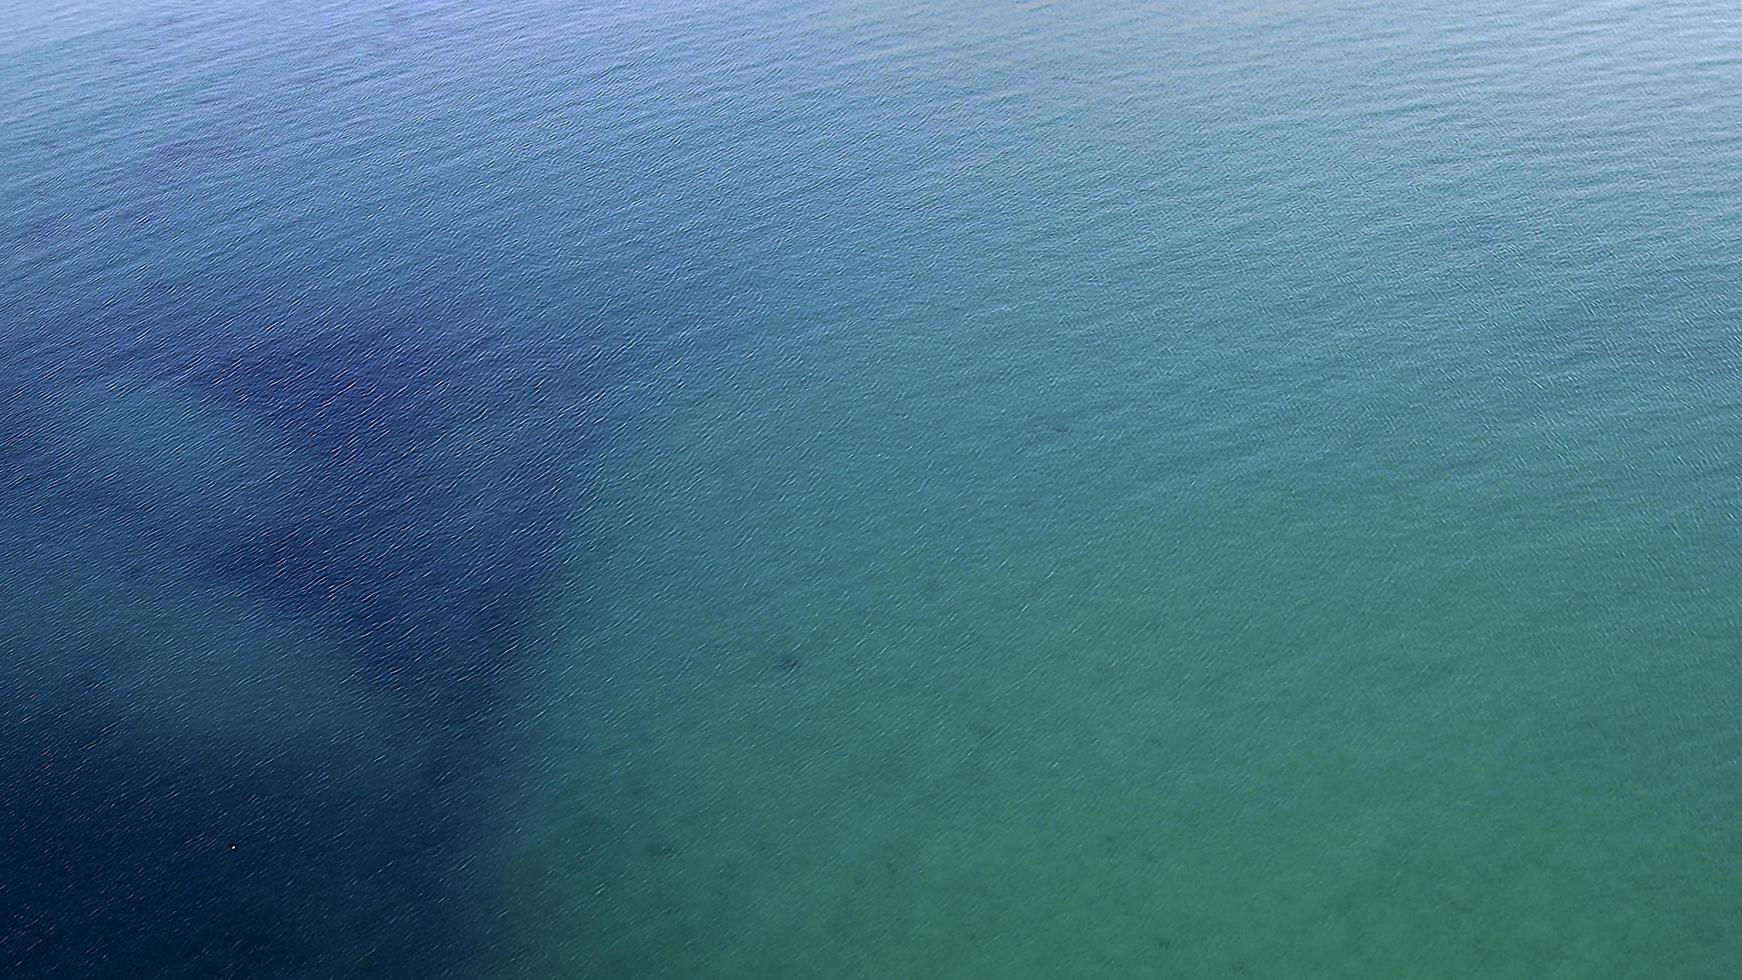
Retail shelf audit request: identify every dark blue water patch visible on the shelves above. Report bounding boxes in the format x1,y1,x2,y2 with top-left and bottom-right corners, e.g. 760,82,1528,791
0,284,641,978
0,197,648,980
3,237,643,693
0,1,704,975
0,660,488,979
171,333,584,718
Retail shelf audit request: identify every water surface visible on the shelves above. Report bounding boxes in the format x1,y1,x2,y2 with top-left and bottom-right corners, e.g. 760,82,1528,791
7,1,1742,977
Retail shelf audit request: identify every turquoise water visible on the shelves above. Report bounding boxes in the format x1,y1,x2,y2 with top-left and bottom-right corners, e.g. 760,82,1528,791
9,0,1742,976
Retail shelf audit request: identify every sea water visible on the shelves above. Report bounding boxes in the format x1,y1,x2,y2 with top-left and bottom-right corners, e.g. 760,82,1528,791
7,1,1742,977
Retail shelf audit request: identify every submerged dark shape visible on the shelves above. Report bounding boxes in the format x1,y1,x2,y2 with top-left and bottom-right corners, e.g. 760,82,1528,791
0,3,666,973
175,324,583,719
0,273,640,978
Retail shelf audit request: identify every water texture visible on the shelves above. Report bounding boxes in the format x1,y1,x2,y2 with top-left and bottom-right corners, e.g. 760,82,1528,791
7,1,1742,978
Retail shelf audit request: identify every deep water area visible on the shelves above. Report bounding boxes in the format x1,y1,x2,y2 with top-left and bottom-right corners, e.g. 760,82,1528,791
2,2,655,975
